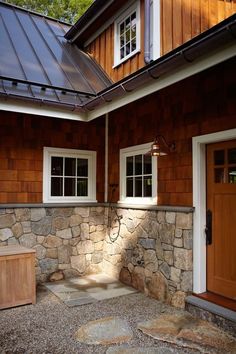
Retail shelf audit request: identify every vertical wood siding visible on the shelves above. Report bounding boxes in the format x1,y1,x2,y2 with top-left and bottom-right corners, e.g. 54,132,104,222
86,0,236,81
0,114,105,204
161,0,236,55
86,0,145,82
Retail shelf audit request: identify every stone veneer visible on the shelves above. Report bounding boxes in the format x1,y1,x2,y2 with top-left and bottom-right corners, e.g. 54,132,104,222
0,207,106,282
0,206,193,308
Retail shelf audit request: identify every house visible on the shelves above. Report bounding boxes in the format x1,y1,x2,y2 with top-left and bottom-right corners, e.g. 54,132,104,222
0,0,236,314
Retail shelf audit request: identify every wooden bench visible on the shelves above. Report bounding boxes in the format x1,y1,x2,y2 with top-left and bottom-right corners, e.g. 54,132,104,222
0,245,36,309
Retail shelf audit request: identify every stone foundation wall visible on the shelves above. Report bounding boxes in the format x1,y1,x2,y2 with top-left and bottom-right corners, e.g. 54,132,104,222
0,207,105,282
0,206,193,308
103,208,193,308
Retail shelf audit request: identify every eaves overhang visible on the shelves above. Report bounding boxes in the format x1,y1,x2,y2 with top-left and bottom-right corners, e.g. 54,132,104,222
84,13,236,120
1,13,236,122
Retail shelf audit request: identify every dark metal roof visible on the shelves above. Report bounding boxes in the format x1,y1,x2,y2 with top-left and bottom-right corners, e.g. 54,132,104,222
0,1,112,108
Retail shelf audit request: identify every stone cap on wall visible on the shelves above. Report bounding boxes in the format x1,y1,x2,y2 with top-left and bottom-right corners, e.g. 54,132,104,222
0,203,194,213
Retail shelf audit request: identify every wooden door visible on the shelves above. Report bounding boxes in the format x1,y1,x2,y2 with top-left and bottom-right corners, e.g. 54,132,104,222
207,140,236,300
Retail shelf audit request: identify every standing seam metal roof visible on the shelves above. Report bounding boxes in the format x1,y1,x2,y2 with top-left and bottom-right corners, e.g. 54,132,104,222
0,1,112,108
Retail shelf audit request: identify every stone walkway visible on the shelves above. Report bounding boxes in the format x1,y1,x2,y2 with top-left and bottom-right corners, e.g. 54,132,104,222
45,273,137,306
75,313,236,353
1,284,236,354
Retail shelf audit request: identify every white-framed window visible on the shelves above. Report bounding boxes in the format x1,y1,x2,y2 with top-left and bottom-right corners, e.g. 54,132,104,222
114,1,140,67
119,142,157,205
43,147,97,203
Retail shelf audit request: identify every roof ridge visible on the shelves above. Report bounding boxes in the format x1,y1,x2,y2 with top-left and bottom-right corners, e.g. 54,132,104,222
0,0,72,27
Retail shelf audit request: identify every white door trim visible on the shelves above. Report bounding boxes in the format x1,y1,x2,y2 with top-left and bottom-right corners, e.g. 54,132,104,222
192,128,236,294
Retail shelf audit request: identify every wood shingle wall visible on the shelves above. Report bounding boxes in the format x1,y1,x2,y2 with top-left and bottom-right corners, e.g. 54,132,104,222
0,115,105,203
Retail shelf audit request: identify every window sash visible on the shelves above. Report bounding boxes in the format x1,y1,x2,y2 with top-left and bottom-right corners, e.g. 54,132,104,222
119,143,157,205
43,147,96,203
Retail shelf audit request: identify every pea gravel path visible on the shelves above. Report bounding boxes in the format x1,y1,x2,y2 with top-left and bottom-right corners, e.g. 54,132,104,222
0,285,214,354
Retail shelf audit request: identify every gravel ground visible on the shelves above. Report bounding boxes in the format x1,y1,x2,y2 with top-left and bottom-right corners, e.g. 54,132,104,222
0,285,210,354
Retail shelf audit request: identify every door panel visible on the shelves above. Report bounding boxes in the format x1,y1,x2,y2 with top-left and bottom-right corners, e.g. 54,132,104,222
207,140,236,300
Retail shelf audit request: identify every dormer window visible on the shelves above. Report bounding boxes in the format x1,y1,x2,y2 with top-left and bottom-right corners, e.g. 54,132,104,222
114,2,140,67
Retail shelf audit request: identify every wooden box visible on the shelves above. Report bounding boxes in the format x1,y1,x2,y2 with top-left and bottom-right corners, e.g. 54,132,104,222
0,245,36,309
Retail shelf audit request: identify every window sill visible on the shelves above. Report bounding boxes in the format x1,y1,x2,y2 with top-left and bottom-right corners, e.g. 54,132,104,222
118,198,157,205
113,49,141,69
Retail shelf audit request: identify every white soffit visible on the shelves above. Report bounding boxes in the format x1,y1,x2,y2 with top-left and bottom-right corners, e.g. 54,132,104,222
0,99,87,121
86,42,236,121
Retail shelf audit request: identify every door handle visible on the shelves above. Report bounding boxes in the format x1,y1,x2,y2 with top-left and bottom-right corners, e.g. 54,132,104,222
205,209,212,245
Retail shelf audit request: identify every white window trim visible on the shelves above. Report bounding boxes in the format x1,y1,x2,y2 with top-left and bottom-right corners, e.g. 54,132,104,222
113,1,141,68
192,128,236,294
43,147,97,203
119,142,157,205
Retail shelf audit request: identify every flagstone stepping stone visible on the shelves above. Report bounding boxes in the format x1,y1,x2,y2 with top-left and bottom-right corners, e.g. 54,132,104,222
138,313,236,353
75,316,133,345
106,346,176,353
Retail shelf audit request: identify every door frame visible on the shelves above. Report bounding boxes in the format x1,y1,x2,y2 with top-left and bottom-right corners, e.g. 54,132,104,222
192,128,236,294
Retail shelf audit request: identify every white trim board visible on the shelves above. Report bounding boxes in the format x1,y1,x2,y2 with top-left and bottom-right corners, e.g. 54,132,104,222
192,128,236,294
0,99,86,121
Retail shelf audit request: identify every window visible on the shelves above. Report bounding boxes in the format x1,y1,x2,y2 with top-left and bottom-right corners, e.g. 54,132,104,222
119,143,157,204
114,2,140,67
43,147,96,203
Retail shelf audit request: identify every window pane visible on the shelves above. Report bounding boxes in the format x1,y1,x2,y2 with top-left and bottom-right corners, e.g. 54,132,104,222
120,46,125,59
64,178,75,196
228,168,236,184
131,25,136,39
77,178,88,196
51,157,63,176
228,148,236,164
65,158,76,176
215,168,225,183
144,155,151,174
125,43,130,56
126,156,133,176
131,39,136,52
77,158,88,177
144,176,152,197
125,29,130,42
51,177,63,196
135,176,142,197
120,34,125,47
120,22,124,34
131,12,136,21
214,150,224,165
126,177,133,197
135,155,142,175
125,17,130,28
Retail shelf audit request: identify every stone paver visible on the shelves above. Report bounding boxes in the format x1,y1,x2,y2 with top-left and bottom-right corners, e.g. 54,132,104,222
75,316,133,345
138,313,236,353
45,273,137,306
106,346,176,354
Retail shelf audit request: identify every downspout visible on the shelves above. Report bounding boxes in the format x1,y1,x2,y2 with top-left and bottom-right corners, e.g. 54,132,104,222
104,113,109,203
144,0,151,64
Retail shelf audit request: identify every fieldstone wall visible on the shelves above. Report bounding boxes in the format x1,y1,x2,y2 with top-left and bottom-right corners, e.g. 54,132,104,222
103,208,193,308
0,206,193,308
0,207,105,282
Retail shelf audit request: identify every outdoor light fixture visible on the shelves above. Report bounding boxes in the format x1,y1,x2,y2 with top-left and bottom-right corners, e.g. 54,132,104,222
149,135,176,156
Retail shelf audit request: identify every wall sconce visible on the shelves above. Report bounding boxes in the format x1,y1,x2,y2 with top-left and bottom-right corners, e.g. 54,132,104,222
149,135,176,156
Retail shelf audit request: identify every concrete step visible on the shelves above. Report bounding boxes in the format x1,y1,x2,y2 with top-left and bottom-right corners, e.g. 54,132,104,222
186,295,236,338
